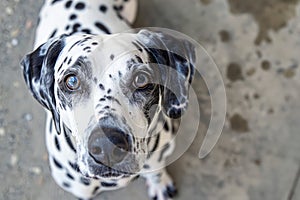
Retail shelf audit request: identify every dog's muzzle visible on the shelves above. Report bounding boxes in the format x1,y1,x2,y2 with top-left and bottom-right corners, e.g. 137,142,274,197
88,126,130,168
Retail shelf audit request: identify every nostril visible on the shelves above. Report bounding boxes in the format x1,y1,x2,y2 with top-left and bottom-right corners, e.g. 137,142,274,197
112,146,127,163
91,146,102,155
113,135,129,152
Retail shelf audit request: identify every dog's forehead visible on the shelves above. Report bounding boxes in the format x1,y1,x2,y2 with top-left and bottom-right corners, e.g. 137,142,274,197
55,33,145,73
89,33,147,71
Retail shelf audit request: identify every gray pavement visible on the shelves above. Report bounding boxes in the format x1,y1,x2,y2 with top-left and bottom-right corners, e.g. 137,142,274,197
1,0,300,199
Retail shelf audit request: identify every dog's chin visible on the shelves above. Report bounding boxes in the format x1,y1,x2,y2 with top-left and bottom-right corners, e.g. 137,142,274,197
86,166,136,180
80,159,140,180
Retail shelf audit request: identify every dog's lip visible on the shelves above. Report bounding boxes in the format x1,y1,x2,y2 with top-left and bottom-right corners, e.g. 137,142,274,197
84,159,136,179
84,168,135,180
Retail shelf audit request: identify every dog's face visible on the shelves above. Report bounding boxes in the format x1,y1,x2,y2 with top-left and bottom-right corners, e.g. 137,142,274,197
21,30,195,180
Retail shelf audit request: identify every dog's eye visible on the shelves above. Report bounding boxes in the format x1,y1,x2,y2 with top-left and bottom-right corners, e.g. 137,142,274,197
65,74,80,91
133,72,151,89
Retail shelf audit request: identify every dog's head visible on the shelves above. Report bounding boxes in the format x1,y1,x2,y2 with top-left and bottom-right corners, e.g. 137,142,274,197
21,30,195,179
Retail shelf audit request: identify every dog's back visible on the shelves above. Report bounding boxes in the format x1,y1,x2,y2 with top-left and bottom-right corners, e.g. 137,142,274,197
34,0,137,48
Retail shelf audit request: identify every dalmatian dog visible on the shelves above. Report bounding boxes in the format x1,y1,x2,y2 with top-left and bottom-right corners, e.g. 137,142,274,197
21,0,195,199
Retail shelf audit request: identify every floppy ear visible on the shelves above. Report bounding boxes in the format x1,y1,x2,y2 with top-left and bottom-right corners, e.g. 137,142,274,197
137,29,195,119
20,36,66,134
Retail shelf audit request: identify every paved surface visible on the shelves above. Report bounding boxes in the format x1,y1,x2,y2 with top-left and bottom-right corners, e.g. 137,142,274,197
1,0,300,199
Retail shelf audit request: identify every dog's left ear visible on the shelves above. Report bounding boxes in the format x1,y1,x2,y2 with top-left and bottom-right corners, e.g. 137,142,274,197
137,29,195,119
20,35,66,134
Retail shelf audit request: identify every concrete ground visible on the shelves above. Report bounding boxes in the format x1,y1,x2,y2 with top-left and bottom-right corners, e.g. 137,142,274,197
1,0,300,199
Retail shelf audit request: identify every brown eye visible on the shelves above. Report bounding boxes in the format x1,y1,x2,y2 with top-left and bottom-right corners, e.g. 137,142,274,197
133,72,151,89
65,74,80,90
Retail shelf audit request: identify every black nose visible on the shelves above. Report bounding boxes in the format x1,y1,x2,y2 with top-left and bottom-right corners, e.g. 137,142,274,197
88,127,130,167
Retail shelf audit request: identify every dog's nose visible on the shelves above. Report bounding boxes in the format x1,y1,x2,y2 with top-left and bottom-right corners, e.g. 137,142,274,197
88,127,129,167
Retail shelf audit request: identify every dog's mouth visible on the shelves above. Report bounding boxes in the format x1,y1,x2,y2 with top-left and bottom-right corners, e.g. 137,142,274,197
89,165,135,179
81,157,137,180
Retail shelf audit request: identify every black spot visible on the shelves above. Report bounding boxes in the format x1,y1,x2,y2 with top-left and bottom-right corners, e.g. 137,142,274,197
69,14,77,20
49,120,53,133
65,0,73,8
113,5,125,21
67,58,72,65
110,54,115,60
149,136,160,152
81,29,91,34
113,5,123,11
65,25,70,31
105,95,121,105
116,12,123,20
37,17,41,26
99,84,105,90
64,126,76,153
158,143,170,162
69,161,80,172
66,173,75,180
106,96,112,100
93,77,98,83
143,164,150,169
54,136,61,151
104,106,110,109
92,42,98,46
72,23,81,32
135,55,143,63
94,22,111,34
109,74,112,78
92,186,100,195
49,29,57,39
172,124,177,135
99,98,106,101
53,157,63,169
147,134,160,159
63,57,68,63
132,175,140,181
99,5,108,13
62,182,71,188
75,2,85,10
156,173,162,178
107,89,111,94
101,182,117,187
118,71,122,77
51,0,63,5
80,177,91,186
83,46,91,51
163,122,169,131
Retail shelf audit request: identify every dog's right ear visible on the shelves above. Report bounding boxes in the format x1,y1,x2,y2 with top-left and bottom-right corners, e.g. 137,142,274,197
20,35,66,134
